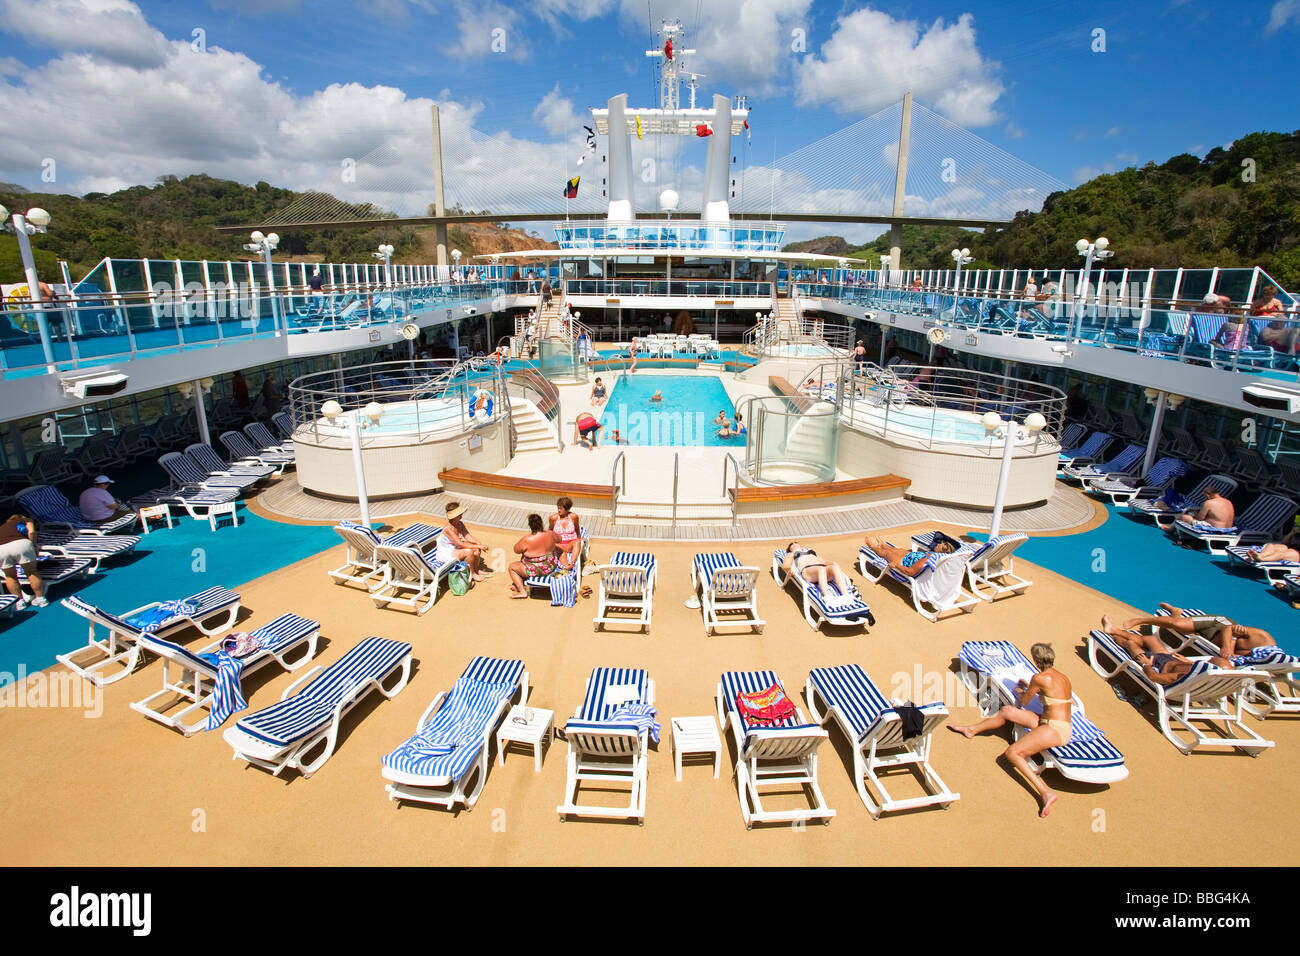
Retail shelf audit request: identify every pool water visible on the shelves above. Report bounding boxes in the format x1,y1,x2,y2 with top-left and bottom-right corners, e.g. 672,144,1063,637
598,374,744,447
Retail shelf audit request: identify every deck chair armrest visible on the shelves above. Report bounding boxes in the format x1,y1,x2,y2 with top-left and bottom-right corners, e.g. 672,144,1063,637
415,691,448,731
281,664,324,700
715,682,727,728
645,678,656,707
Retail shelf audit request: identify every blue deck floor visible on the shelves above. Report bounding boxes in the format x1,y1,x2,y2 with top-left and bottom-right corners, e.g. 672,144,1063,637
0,508,339,678
1010,504,1299,654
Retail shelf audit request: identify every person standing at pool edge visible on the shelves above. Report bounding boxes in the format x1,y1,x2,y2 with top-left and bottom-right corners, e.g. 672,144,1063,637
574,412,602,449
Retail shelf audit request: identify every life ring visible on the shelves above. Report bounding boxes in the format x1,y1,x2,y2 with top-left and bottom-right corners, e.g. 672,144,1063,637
5,286,38,332
470,388,494,418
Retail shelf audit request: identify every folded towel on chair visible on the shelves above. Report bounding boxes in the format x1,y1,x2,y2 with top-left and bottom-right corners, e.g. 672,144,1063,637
736,684,796,725
608,702,661,743
130,600,199,633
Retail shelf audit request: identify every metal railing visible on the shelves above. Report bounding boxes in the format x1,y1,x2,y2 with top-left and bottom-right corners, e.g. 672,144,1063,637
721,452,741,526
564,279,777,299
553,220,786,253
671,451,679,527
610,450,626,517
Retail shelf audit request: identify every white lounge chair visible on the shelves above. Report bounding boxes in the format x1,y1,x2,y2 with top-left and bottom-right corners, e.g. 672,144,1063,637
383,656,528,810
691,552,764,634
957,640,1129,783
58,586,242,685
223,636,413,778
13,555,92,599
369,542,453,615
1170,493,1297,555
15,483,138,535
717,670,835,828
130,613,320,736
557,667,656,823
592,551,656,633
1085,456,1187,507
964,533,1034,601
36,528,139,573
1129,473,1238,529
1086,628,1274,755
525,528,588,606
165,450,260,492
1224,545,1300,584
858,542,980,622
1057,431,1114,470
329,520,441,589
770,550,874,630
219,431,292,474
1060,442,1144,485
185,442,275,481
806,664,958,818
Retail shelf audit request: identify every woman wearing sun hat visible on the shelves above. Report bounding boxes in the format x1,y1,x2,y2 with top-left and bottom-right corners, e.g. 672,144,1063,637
438,502,488,582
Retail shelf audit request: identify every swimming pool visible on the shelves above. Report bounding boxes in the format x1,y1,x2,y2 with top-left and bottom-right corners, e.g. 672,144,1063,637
848,402,1040,446
598,374,743,447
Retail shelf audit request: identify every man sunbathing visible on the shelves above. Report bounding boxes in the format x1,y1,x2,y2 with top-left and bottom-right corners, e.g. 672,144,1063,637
862,534,955,577
1117,603,1276,663
781,541,856,598
1174,486,1235,529
1242,529,1300,564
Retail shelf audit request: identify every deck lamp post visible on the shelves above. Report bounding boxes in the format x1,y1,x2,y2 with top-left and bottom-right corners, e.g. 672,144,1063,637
1073,237,1112,341
950,247,972,321
373,244,395,289
244,230,282,334
323,398,378,529
1,204,57,370
452,248,462,283
983,410,1046,539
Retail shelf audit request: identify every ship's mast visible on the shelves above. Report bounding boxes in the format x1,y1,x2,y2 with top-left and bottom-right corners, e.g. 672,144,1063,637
645,18,695,111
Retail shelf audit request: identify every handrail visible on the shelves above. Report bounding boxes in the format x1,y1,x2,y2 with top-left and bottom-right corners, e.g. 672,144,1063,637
610,450,625,516
671,452,679,528
722,452,740,526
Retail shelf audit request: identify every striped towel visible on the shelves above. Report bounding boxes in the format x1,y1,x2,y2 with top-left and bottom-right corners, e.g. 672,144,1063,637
548,572,577,608
1188,521,1237,534
1231,645,1298,668
608,702,660,743
198,650,247,731
130,601,198,633
400,678,516,759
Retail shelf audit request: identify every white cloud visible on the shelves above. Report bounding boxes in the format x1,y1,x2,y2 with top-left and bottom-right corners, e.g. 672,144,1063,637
533,84,581,137
1072,165,1101,184
1115,152,1138,165
618,0,812,97
1267,0,1299,32
1004,121,1024,140
0,0,171,69
1104,125,1122,138
445,0,530,60
795,8,1003,126
0,56,27,75
208,0,302,14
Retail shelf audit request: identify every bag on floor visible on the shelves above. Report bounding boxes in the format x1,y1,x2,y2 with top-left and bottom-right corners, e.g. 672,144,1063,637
448,561,471,596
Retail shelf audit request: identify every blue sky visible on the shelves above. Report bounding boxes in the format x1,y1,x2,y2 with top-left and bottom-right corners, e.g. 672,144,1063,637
1,0,1297,241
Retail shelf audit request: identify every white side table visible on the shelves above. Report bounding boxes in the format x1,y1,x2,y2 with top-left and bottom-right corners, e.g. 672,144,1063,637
497,706,553,772
671,716,722,781
208,502,238,532
138,504,173,533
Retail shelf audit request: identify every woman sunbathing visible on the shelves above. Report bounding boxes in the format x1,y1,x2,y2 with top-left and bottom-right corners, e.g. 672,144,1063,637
947,642,1073,818
781,541,855,598
862,534,955,577
1243,530,1300,564
508,514,563,599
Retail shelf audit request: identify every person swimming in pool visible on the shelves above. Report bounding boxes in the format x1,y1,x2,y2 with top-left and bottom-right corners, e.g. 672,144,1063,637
780,541,855,598
717,411,746,439
861,534,955,577
609,429,628,445
948,642,1074,818
712,410,730,427
650,390,663,403
590,377,608,407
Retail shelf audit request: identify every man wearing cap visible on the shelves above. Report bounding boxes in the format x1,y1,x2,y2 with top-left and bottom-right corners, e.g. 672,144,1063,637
79,476,135,524
1201,292,1232,313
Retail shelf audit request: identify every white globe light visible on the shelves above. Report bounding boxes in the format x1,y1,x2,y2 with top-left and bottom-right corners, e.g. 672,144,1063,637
266,232,280,247
26,207,51,228
951,249,962,260
1075,238,1090,253
250,230,265,243
1095,236,1109,250
961,248,970,257
1024,412,1046,432
0,204,9,221
321,400,342,420
981,411,1003,433
659,188,679,212
452,249,461,260
364,401,384,423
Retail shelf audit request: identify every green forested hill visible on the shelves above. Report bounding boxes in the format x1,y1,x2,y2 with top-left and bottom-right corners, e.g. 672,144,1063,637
783,129,1300,288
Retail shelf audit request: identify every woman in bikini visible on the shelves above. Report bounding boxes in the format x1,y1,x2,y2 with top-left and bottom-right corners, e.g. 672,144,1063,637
780,541,855,598
549,496,582,568
508,514,562,598
947,642,1073,818
861,534,955,577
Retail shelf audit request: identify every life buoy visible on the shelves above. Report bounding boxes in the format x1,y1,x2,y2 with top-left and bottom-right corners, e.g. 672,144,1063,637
471,388,494,418
5,286,38,332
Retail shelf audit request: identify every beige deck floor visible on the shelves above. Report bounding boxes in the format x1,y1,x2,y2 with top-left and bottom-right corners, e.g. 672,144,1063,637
1,515,1297,866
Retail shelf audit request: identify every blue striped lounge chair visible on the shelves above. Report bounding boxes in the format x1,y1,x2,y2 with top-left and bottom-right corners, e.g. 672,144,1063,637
526,528,588,607
245,422,295,458
1129,473,1238,529
157,452,254,497
1060,442,1144,484
0,594,18,619
37,528,140,573
958,641,1129,783
1085,456,1188,507
129,613,321,736
129,482,240,521
1224,545,1300,585
219,431,292,474
691,552,764,635
963,533,1033,602
717,670,835,828
178,447,268,487
1057,422,1087,450
58,587,242,686
15,484,138,535
1085,628,1273,755
329,520,442,590
370,539,453,615
14,554,91,597
557,667,656,823
858,542,980,622
1170,493,1297,555
382,656,528,810
223,636,414,778
271,411,294,442
805,664,959,818
593,551,657,633
1057,431,1113,470
770,549,874,630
